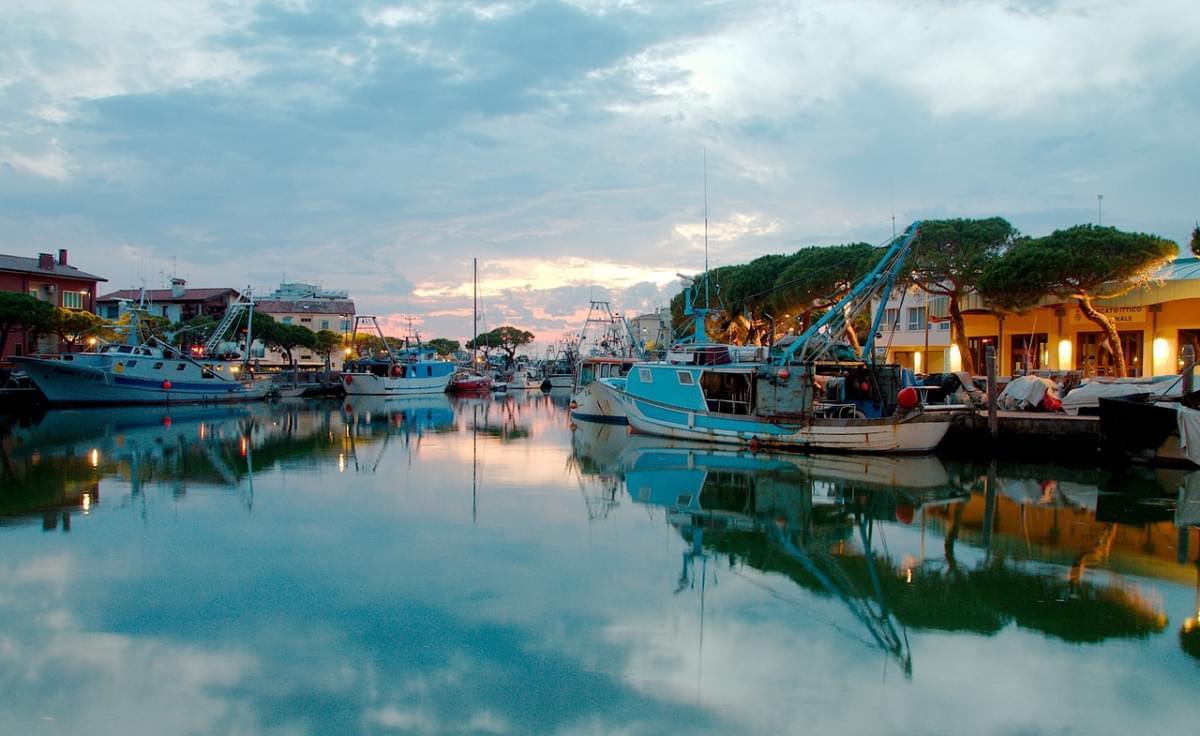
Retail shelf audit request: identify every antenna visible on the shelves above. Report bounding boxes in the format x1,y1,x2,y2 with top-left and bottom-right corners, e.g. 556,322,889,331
703,147,710,308
890,178,896,238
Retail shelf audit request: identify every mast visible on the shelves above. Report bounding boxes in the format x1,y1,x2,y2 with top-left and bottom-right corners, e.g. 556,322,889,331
473,257,478,370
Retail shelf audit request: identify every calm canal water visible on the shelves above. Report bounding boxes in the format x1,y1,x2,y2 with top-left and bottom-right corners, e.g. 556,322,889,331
2,391,1198,735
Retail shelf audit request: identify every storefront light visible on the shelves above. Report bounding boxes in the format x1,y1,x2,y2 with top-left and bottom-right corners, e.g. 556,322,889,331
949,344,962,373
1057,339,1072,370
1152,337,1170,375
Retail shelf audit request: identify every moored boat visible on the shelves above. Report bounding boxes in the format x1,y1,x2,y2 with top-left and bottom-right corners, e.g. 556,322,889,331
342,317,455,396
612,221,962,454
13,293,269,406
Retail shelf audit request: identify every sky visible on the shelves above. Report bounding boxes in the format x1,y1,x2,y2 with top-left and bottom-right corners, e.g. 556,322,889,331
2,0,1198,350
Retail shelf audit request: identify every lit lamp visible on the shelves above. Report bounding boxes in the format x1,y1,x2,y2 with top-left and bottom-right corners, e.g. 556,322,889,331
1153,337,1170,376
1058,339,1073,370
913,350,922,373
949,344,962,372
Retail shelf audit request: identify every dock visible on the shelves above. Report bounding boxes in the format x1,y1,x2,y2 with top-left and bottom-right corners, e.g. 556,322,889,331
941,410,1101,460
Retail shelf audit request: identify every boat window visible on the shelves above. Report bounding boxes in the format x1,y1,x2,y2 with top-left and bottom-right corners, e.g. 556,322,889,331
700,370,754,415
126,360,138,367
579,364,596,387
638,368,652,383
154,362,163,369
677,370,694,385
426,366,432,377
118,345,133,354
176,363,186,371
675,494,693,507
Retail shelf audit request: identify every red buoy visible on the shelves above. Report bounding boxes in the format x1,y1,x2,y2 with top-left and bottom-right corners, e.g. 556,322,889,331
776,368,790,380
392,365,403,377
162,416,172,427
344,375,353,385
161,380,172,391
897,386,919,410
895,503,915,525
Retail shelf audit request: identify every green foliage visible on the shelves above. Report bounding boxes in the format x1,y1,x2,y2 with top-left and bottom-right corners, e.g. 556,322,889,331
50,308,106,350
979,225,1178,310
767,243,877,320
312,330,342,363
427,338,460,356
1191,223,1199,257
909,218,1020,293
468,326,534,364
0,292,56,355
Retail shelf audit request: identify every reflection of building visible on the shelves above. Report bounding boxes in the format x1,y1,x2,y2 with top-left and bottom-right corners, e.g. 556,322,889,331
878,257,1200,377
254,283,355,370
97,279,241,323
0,249,107,360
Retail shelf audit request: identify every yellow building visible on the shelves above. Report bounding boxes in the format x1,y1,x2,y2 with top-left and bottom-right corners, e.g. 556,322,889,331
880,256,1200,377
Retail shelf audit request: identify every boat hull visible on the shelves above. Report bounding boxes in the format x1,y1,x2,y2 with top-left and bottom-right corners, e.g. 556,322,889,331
342,371,452,396
13,356,269,405
619,392,952,453
571,380,627,424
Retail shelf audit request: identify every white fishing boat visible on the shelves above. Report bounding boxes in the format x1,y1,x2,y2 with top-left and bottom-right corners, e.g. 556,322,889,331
569,300,645,424
13,292,270,406
342,316,455,396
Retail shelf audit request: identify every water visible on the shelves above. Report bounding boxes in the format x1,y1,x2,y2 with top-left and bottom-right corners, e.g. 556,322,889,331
2,392,1198,735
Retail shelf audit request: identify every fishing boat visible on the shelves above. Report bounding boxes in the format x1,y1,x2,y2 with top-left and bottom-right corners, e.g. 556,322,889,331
342,317,455,396
1097,389,1200,467
449,258,493,394
541,340,577,390
613,221,961,453
12,292,270,406
569,300,645,424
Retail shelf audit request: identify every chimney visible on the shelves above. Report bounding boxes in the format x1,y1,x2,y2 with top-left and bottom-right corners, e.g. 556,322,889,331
38,253,54,269
170,277,187,299
58,248,68,266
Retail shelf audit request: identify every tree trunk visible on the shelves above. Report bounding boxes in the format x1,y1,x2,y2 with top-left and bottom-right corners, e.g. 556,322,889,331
1077,295,1126,377
949,298,974,375
0,326,9,357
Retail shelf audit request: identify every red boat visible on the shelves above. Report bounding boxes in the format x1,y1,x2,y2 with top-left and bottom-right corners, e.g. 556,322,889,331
448,371,492,394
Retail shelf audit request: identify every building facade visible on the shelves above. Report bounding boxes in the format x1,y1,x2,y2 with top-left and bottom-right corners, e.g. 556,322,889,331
0,249,107,361
96,279,241,323
876,257,1200,378
253,283,355,370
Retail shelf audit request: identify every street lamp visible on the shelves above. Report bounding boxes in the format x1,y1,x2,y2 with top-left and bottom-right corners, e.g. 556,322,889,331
1097,194,1104,226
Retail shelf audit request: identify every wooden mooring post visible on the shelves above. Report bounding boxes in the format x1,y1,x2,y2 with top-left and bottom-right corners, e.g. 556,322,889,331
985,345,998,439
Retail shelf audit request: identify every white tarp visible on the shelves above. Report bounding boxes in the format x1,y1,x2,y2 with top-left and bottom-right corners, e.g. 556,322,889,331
1061,374,1188,415
1176,404,1200,467
997,375,1059,411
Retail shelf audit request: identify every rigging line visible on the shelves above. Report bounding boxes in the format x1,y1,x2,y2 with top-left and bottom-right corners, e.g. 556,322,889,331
727,567,879,650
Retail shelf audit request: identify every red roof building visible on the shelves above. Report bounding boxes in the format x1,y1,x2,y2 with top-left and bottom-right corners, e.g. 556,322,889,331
0,249,107,361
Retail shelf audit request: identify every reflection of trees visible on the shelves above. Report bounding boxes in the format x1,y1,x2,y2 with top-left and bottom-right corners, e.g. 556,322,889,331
653,461,1169,651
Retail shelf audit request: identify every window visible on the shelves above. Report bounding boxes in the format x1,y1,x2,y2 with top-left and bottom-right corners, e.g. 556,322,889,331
928,296,949,319
301,317,311,324
883,308,900,329
126,360,138,367
906,307,926,331
176,363,186,371
29,289,38,299
677,370,694,385
62,291,84,309
153,362,163,369
639,368,653,383
340,320,351,331
321,320,330,330
281,316,293,324
938,321,950,331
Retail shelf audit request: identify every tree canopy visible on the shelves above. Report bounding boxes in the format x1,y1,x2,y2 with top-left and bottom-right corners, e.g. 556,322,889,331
50,308,107,351
980,224,1177,376
1191,223,1199,257
909,217,1021,375
427,338,460,356
468,326,534,365
0,292,56,356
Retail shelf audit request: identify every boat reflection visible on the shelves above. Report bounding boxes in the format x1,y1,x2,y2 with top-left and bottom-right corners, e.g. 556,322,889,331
620,444,1182,674
0,403,343,526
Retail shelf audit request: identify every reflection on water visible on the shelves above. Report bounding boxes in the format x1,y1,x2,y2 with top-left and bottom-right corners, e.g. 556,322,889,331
1,399,1199,734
